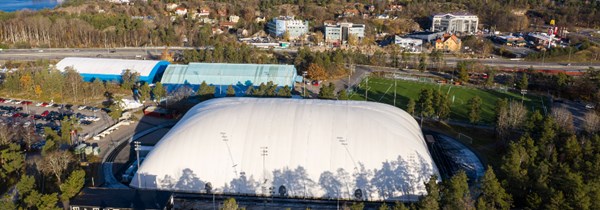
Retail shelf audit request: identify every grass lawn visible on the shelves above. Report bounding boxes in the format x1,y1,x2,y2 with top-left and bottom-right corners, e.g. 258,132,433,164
348,77,550,124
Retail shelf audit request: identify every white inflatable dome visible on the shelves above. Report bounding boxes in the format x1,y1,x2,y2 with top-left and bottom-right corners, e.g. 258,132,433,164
131,98,439,201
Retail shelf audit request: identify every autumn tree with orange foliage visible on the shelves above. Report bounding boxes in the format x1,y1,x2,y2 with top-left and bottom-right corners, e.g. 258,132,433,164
307,63,327,81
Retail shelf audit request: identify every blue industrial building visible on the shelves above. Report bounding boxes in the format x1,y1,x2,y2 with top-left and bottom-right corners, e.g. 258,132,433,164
160,63,300,96
55,57,170,83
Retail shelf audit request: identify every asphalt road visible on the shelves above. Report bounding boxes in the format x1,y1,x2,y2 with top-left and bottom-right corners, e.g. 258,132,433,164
2,47,600,71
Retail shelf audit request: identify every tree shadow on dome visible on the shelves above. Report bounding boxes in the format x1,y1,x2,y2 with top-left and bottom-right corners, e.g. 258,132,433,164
223,173,259,194
271,166,317,198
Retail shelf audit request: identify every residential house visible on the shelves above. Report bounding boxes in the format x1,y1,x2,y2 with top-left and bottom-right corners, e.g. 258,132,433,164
431,13,479,34
394,36,423,52
435,34,462,52
255,16,266,23
166,3,178,11
217,8,227,17
175,8,188,16
386,4,403,12
229,15,240,23
266,16,309,39
198,8,210,17
220,21,236,30
406,31,445,43
343,8,360,17
324,22,365,43
376,14,390,19
366,5,375,12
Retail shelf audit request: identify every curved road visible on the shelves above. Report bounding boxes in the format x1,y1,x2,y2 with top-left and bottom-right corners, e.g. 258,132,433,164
101,121,176,188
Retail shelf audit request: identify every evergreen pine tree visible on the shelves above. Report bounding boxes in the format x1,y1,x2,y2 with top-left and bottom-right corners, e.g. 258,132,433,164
226,85,236,97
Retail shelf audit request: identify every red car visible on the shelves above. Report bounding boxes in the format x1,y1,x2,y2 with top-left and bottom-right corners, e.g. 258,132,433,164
0,98,5,103
21,101,33,105
41,102,49,107
12,113,21,118
41,110,49,117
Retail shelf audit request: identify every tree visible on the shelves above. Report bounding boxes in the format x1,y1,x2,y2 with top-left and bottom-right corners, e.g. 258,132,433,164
551,107,575,133
378,203,389,210
37,193,60,210
441,171,473,210
152,82,167,102
338,89,349,100
417,89,435,118
418,176,440,210
60,170,85,208
64,67,83,102
16,175,36,200
139,83,151,102
222,197,238,210
318,83,336,99
393,202,409,210
277,85,292,98
90,78,105,98
583,111,600,134
0,143,24,180
517,73,528,90
282,31,291,41
226,85,236,97
485,68,496,88
39,151,73,186
348,33,358,46
496,100,527,141
350,202,365,210
418,53,428,72
245,86,255,96
121,69,139,90
457,61,470,83
476,167,512,210
108,100,123,121
407,99,416,115
468,96,482,124
307,63,327,81
198,81,215,99
313,31,324,44
436,94,451,120
24,190,41,209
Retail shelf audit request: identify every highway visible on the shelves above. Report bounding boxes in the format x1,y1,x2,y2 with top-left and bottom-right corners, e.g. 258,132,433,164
1,47,599,70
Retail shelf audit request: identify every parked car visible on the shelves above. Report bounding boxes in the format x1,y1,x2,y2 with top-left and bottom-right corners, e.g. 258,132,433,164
21,101,32,105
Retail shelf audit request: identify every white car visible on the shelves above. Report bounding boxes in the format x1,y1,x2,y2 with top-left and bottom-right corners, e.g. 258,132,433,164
78,105,87,110
586,104,595,109
45,102,54,107
12,100,21,104
35,102,44,107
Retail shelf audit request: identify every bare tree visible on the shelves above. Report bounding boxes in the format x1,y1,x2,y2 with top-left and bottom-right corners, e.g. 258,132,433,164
551,107,575,133
583,111,600,134
39,151,73,186
497,101,527,141
0,124,15,146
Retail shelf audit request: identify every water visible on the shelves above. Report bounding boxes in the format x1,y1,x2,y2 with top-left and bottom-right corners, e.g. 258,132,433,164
0,0,62,12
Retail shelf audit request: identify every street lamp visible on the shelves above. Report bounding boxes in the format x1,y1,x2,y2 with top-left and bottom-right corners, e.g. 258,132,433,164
302,71,307,98
134,141,141,188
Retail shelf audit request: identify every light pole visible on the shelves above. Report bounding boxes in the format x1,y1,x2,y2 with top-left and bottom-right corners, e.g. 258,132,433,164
134,141,141,188
221,132,238,176
260,146,268,195
302,71,307,98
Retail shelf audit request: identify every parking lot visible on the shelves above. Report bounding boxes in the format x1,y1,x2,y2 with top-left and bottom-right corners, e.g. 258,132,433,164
0,98,111,151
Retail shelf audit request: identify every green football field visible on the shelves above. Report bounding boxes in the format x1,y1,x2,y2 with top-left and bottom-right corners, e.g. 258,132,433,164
348,77,549,124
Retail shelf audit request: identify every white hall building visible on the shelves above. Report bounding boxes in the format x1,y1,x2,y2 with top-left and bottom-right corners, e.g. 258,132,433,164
431,13,478,34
